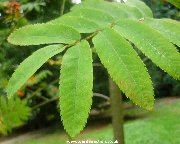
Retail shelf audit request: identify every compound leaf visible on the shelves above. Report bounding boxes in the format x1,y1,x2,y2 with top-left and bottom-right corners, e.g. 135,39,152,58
93,28,154,110
114,19,180,79
60,40,93,137
145,18,180,47
8,24,81,46
7,44,65,98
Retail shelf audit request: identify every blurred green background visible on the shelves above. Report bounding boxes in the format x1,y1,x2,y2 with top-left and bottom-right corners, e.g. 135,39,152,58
0,0,179,143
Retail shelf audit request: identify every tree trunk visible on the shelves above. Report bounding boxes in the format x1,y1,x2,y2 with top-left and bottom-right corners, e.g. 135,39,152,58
109,77,125,144
60,0,66,16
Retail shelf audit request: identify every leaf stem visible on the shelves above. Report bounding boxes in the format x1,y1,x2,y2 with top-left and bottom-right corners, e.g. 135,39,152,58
93,93,110,101
85,30,99,41
31,93,109,110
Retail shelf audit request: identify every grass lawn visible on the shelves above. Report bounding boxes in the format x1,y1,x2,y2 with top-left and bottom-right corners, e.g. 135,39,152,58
10,98,180,144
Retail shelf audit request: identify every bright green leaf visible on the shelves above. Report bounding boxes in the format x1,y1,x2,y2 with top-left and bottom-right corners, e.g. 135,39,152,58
49,16,99,33
126,0,153,17
68,7,114,27
8,24,81,46
60,40,93,137
113,2,143,19
145,18,180,47
114,19,180,79
72,0,129,19
72,0,144,19
93,28,154,110
7,44,65,98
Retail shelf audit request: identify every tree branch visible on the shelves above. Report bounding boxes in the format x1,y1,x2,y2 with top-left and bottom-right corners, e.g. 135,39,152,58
93,93,110,101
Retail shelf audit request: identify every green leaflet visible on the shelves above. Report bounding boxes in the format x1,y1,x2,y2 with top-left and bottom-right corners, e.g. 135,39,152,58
71,0,129,19
126,0,153,17
68,7,114,27
7,44,65,98
8,24,81,46
93,28,154,110
166,0,180,9
72,0,143,19
113,2,143,19
49,16,99,33
145,18,180,47
114,19,180,79
60,40,93,137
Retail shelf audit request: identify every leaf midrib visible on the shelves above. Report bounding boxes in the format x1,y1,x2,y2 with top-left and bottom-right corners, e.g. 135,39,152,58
100,32,140,98
73,47,81,126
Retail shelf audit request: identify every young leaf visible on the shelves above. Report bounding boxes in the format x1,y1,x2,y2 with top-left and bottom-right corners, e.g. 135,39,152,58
126,0,153,17
8,24,81,46
49,16,99,33
60,40,93,137
114,19,180,79
145,18,180,47
93,28,154,110
68,7,114,27
7,44,65,98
